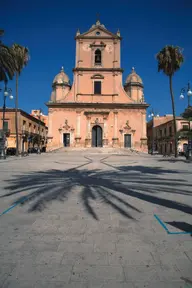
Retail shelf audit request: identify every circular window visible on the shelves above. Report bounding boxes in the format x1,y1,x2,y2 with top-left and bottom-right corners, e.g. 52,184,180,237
96,31,100,36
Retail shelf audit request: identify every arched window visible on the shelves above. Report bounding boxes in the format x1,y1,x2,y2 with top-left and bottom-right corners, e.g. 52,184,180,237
95,49,101,65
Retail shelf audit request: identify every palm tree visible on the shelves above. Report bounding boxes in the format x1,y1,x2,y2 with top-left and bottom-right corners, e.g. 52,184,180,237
156,45,184,157
0,31,16,83
11,44,29,156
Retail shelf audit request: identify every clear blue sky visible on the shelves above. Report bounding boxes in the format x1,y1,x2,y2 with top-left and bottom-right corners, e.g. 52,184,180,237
1,0,192,117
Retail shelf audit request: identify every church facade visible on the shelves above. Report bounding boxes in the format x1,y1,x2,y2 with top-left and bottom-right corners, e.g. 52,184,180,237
46,20,149,151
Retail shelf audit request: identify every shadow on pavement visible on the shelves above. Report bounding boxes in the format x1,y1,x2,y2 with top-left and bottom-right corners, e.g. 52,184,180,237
157,158,191,163
1,164,192,220
166,221,192,233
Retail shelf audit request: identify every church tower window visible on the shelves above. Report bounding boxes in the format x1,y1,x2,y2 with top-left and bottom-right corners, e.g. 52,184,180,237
94,81,101,94
95,49,101,65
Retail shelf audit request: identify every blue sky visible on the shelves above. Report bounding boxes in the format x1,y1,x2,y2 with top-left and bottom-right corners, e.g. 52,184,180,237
1,0,192,117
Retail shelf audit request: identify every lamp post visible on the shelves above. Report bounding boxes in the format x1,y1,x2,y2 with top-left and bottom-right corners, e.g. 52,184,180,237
148,109,159,155
34,109,43,154
0,83,13,159
180,81,192,107
180,81,192,161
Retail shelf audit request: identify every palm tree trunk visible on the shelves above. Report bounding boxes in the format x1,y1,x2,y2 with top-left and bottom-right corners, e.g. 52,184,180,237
15,72,19,156
169,75,178,158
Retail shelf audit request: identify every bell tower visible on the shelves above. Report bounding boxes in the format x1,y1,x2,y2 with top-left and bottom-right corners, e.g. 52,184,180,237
73,20,122,102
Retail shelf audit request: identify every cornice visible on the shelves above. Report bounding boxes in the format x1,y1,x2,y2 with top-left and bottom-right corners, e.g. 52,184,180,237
73,67,124,73
52,82,71,88
46,102,149,109
75,36,122,40
124,82,144,89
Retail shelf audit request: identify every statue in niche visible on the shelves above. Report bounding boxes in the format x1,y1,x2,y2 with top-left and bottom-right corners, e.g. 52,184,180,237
124,120,131,130
63,119,70,130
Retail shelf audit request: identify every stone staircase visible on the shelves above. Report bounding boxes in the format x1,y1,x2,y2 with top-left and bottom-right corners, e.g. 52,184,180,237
58,147,141,155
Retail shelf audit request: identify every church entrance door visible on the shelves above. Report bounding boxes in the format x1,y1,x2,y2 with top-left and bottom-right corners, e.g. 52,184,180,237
63,133,70,147
92,125,103,147
124,134,131,148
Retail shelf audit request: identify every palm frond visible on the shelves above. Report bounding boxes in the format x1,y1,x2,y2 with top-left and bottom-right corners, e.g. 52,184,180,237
156,45,184,76
0,42,16,82
11,44,30,75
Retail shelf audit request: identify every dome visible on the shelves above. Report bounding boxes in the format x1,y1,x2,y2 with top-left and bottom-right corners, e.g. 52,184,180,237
52,67,70,85
125,67,143,85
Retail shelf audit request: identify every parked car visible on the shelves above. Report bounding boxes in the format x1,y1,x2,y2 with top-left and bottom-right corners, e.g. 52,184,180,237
6,147,16,156
28,147,38,154
41,147,46,153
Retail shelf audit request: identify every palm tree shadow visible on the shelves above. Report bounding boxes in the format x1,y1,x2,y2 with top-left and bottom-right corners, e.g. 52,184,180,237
166,221,192,233
1,164,192,220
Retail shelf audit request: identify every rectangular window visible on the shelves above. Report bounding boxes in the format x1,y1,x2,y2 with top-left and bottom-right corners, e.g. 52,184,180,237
164,128,167,136
23,120,26,130
4,121,8,131
182,125,189,130
169,126,172,135
94,81,101,95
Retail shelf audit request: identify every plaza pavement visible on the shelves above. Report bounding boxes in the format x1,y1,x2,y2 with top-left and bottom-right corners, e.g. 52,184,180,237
0,148,192,288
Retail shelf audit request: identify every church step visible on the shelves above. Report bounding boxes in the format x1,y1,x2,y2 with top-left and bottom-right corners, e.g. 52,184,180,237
58,147,140,154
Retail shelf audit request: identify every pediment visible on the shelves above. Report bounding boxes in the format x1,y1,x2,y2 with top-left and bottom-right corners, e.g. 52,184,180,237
76,25,120,39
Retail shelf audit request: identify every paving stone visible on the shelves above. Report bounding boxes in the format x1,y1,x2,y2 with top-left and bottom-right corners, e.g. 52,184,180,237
57,242,94,253
21,240,59,252
102,281,134,288
175,260,192,279
108,250,155,266
133,281,186,288
71,264,125,282
1,240,25,251
60,252,81,266
2,279,37,288
124,265,161,282
94,242,116,253
8,263,72,283
85,279,134,288
84,232,118,244
34,281,87,288
0,250,38,264
185,251,192,261
0,264,15,285
74,252,109,266
35,251,64,264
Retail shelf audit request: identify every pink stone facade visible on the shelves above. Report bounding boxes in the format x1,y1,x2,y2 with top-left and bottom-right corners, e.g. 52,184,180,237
46,21,149,150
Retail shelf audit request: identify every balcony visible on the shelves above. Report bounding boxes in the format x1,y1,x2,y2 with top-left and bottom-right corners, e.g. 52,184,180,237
0,128,11,137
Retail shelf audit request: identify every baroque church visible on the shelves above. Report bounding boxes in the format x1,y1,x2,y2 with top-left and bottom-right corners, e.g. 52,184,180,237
46,20,149,150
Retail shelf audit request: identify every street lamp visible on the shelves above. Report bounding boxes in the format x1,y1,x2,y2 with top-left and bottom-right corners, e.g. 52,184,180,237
148,109,159,155
34,109,43,154
180,81,192,107
180,81,192,161
0,83,13,159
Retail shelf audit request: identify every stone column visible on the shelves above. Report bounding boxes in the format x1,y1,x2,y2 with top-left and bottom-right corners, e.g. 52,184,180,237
103,117,106,138
76,112,81,137
142,111,147,138
47,109,53,141
113,111,118,138
85,116,91,147
140,111,147,152
75,111,81,147
112,111,118,147
88,116,91,138
103,116,108,147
